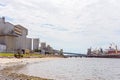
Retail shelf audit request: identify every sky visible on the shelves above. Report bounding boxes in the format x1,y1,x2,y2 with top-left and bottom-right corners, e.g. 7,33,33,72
0,0,120,53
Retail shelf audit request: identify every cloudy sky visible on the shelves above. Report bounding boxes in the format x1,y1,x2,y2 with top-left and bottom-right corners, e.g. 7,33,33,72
0,0,120,53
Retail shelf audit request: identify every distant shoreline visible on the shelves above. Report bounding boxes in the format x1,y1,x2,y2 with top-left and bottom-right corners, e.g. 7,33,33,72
0,58,61,80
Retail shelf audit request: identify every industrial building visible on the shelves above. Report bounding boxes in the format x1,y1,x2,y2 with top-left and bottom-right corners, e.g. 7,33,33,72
33,38,39,50
40,42,46,50
40,42,56,54
0,17,39,52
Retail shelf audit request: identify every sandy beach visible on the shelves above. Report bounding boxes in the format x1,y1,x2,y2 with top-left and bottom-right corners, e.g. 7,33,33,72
0,57,60,65
0,58,60,80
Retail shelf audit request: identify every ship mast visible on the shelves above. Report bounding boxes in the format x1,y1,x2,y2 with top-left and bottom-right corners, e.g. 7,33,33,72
115,45,118,54
110,43,118,54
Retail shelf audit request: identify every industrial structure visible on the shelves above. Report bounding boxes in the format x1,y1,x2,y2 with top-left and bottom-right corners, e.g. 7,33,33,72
0,17,39,52
33,38,39,50
40,42,63,55
87,44,120,58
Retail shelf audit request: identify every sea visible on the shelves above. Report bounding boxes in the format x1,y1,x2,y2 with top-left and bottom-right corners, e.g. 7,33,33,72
18,58,120,80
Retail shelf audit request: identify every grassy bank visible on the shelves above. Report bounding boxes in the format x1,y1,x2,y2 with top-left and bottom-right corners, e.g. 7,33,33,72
0,53,64,58
0,53,14,57
0,52,45,58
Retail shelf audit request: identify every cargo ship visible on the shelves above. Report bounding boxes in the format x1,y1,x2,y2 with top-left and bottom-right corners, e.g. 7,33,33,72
87,44,120,58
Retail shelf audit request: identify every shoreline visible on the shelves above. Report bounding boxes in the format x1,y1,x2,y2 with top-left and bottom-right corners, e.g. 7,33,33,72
0,58,61,80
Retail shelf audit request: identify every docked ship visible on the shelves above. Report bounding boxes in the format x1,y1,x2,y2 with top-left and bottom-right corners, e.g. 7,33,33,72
87,44,120,58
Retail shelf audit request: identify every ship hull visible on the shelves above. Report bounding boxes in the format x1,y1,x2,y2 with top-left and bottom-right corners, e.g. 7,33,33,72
87,54,120,58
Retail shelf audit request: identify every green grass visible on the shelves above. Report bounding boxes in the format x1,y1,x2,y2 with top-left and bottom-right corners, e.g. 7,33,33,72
0,52,62,58
0,53,14,57
23,53,45,58
0,52,45,58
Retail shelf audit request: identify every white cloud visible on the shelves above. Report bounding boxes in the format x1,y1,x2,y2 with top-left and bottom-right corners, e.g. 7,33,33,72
0,0,120,53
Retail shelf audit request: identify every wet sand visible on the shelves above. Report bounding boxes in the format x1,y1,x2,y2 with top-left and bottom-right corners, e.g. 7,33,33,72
0,58,59,80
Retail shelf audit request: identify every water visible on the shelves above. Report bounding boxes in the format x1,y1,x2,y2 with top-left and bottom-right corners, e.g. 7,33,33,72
18,58,120,80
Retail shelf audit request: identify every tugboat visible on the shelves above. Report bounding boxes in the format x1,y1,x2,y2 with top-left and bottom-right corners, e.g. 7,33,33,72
87,44,120,58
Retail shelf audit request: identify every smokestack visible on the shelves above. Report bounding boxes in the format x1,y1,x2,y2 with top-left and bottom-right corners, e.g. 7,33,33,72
2,16,5,24
115,45,118,54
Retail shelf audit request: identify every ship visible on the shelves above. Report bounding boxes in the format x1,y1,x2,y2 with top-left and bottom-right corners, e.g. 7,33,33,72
87,44,120,58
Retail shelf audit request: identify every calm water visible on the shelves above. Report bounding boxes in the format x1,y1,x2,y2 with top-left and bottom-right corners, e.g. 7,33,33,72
18,58,120,80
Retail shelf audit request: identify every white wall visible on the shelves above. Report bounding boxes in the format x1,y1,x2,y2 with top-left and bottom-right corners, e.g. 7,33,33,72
33,38,39,50
0,44,6,52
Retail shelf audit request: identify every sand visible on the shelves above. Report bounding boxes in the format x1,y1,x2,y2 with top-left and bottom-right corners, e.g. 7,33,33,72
0,58,60,68
0,58,60,80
